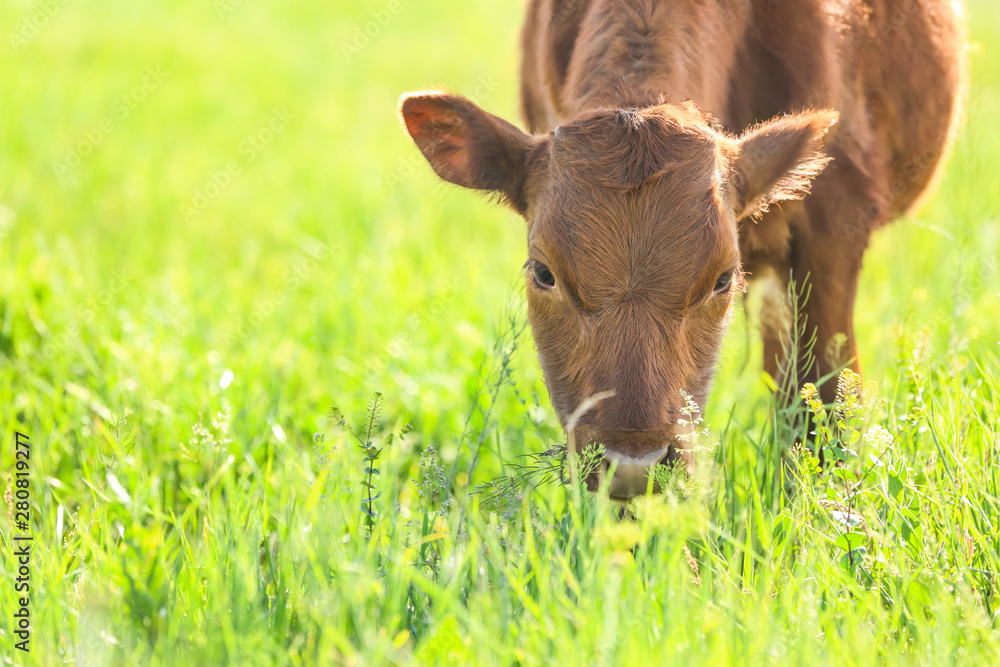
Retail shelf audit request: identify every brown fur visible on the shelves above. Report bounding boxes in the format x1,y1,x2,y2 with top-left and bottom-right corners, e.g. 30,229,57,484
401,0,964,498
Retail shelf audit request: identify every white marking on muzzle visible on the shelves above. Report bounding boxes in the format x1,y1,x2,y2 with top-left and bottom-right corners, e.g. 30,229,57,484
602,446,675,499
603,446,673,468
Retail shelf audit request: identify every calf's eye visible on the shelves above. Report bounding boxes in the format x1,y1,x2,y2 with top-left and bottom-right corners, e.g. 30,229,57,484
530,260,556,289
713,270,734,294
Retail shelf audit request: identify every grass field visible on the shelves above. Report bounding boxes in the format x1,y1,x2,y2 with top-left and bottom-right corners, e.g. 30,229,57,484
2,0,999,664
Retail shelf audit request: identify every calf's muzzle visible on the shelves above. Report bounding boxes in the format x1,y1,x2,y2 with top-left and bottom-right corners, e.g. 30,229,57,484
570,425,691,500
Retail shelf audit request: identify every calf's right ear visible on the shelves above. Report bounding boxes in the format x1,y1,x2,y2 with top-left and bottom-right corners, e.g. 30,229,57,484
727,110,839,221
399,92,534,214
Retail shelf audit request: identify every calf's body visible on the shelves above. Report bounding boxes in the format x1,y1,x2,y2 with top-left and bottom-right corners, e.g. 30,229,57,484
401,0,963,498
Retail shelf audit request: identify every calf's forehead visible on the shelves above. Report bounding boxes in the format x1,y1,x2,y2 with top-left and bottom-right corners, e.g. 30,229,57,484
546,105,722,188
529,177,737,311
520,106,739,307
528,104,732,251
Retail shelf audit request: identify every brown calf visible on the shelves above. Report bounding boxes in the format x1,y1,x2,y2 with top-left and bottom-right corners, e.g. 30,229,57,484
400,0,964,499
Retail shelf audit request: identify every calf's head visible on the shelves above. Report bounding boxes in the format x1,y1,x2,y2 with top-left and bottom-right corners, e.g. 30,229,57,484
400,92,836,499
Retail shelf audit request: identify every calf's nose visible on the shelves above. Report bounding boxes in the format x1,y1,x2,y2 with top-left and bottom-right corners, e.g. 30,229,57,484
570,426,687,500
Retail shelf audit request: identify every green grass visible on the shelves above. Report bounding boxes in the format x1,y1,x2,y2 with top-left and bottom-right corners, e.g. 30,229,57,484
1,0,999,664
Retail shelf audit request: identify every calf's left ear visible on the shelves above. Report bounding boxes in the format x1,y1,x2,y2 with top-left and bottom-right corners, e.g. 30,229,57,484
399,92,535,214
726,110,838,220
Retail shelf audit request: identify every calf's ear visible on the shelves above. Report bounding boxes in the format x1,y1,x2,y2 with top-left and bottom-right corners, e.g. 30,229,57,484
399,92,534,213
727,110,838,220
